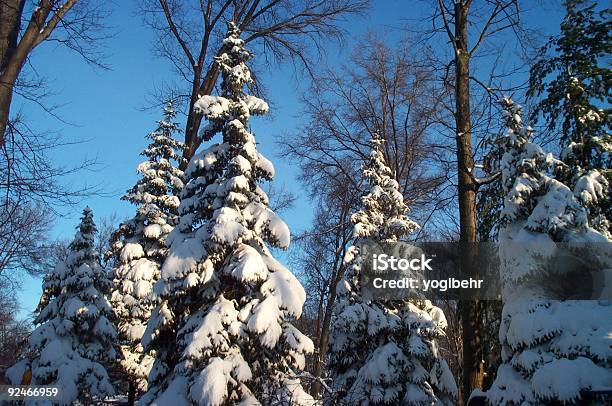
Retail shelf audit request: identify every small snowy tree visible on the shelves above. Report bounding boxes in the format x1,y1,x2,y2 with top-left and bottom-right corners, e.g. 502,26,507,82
327,136,457,405
140,24,314,405
486,98,612,405
109,101,185,398
6,207,117,404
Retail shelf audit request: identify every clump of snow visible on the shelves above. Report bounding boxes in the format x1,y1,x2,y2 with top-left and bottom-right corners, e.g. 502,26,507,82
120,242,145,262
194,95,230,120
244,95,269,115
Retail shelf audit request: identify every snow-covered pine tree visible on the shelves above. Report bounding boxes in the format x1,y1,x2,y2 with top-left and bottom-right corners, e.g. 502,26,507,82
109,101,185,398
327,135,457,405
528,0,611,237
486,98,612,405
140,23,314,405
6,207,117,404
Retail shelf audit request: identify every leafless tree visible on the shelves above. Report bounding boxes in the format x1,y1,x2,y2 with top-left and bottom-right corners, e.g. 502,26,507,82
0,279,31,377
0,0,109,210
1,0,110,301
0,0,109,147
0,200,54,285
291,190,355,398
427,0,532,399
139,0,369,166
283,36,453,398
0,0,107,211
0,121,102,296
284,37,452,225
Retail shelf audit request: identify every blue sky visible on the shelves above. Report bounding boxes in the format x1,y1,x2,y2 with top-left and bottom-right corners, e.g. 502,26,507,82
14,1,564,319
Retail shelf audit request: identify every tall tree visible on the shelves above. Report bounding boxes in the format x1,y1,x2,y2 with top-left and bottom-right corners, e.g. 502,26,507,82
487,98,612,405
328,135,457,405
528,0,611,237
140,0,368,166
284,37,451,225
5,208,117,404
109,101,185,404
141,24,313,405
433,1,522,397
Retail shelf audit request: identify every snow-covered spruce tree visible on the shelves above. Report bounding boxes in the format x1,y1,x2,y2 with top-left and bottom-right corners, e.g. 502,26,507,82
6,208,117,404
528,0,611,237
140,23,314,405
109,100,185,397
327,136,457,405
486,98,612,405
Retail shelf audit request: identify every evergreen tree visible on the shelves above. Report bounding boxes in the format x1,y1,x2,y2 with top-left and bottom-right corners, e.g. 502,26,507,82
141,23,314,405
109,101,185,398
528,0,611,236
328,136,457,405
486,98,612,405
6,208,117,404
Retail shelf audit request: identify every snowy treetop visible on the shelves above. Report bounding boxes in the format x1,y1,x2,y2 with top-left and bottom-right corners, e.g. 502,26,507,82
498,97,609,243
351,135,419,242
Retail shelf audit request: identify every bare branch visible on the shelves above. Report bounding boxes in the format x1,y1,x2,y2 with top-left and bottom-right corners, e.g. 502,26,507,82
158,0,197,69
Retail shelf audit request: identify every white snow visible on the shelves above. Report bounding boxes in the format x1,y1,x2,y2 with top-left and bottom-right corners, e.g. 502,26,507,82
244,95,269,115
144,223,163,239
226,244,269,282
161,237,206,279
194,95,230,120
120,242,145,262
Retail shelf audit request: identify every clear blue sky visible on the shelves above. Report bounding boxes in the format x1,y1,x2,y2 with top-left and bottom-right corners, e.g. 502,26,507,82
14,1,564,319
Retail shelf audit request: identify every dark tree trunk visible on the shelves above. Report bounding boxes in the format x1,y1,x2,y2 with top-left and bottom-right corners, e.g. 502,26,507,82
311,205,351,398
0,0,25,148
0,0,72,148
453,2,484,402
127,381,136,406
181,64,219,169
310,258,346,399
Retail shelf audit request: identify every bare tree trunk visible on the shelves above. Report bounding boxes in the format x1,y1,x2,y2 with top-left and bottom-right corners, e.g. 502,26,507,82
0,0,25,68
311,262,344,398
182,66,219,168
0,0,26,148
0,60,22,148
0,81,15,147
127,381,136,406
453,3,483,402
